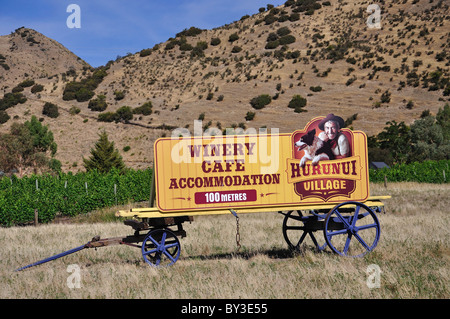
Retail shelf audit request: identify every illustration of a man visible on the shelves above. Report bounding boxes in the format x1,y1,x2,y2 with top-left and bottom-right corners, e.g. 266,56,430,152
318,114,350,159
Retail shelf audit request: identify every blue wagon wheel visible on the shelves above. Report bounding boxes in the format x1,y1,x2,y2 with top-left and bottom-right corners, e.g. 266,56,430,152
323,201,380,257
141,228,181,267
282,210,327,252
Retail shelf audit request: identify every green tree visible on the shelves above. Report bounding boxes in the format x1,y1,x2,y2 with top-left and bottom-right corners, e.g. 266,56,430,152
409,113,450,162
370,107,450,164
83,131,125,173
375,121,411,164
24,115,57,156
0,116,59,176
436,103,450,141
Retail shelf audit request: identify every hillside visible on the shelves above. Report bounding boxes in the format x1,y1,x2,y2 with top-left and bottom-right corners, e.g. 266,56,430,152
0,0,449,172
0,27,89,90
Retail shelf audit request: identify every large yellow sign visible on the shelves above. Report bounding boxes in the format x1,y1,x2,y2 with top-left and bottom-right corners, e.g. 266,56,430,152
154,115,369,212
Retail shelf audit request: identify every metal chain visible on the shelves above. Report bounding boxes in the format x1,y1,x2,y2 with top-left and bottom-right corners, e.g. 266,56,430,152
229,209,241,251
235,214,241,251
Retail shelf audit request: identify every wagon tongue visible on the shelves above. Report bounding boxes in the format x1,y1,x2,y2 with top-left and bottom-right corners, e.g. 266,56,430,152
15,236,103,271
15,244,88,272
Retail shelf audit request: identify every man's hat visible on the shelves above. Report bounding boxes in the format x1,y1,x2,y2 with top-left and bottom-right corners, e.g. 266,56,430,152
318,114,345,130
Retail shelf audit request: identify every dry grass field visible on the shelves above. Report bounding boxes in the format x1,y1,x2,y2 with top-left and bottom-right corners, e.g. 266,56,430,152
0,182,448,299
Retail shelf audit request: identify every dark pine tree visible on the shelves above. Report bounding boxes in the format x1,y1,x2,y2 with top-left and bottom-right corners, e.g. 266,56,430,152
83,131,125,173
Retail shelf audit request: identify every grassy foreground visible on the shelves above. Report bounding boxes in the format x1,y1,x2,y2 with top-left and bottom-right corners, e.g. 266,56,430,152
0,182,448,299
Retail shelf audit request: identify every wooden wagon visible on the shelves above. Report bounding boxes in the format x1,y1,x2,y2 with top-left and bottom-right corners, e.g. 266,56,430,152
16,115,390,270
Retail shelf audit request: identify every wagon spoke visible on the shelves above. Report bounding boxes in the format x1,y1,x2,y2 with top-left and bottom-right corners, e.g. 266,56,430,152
160,232,167,246
356,223,378,231
295,231,308,248
351,206,361,226
353,233,371,251
146,236,159,247
309,231,326,251
163,250,177,263
334,210,351,228
326,228,347,238
164,242,179,250
343,234,352,254
285,225,304,230
143,248,158,256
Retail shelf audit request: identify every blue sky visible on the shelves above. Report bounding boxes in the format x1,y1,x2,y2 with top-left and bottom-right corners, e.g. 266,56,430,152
1,0,284,67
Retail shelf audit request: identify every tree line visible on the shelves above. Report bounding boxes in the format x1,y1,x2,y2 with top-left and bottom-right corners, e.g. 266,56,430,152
1,104,448,178
368,104,450,165
0,116,125,177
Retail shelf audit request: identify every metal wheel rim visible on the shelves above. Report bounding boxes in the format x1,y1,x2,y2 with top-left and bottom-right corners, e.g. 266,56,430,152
282,210,326,252
324,201,380,257
141,228,181,267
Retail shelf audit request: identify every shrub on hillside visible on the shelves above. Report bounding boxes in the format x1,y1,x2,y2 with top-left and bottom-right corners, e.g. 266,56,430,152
191,41,208,58
42,102,59,118
0,110,10,124
75,87,95,102
179,42,193,51
63,67,108,102
380,90,391,104
288,95,307,113
264,14,277,25
18,79,35,88
285,50,300,59
265,41,279,50
139,48,152,57
228,33,239,42
250,94,272,109
165,41,176,50
0,92,27,110
114,90,125,101
176,27,203,38
31,84,44,94
277,27,291,37
310,86,322,92
210,38,221,46
88,95,108,112
11,86,24,93
69,106,81,115
289,13,300,21
133,102,152,115
115,106,133,123
245,111,255,121
231,46,242,53
279,35,296,45
98,112,116,123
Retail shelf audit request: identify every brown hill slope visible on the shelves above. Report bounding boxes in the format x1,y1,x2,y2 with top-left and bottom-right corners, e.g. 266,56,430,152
0,27,89,90
0,0,449,172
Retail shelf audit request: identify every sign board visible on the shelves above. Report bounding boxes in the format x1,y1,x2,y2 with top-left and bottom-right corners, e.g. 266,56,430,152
154,115,369,213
